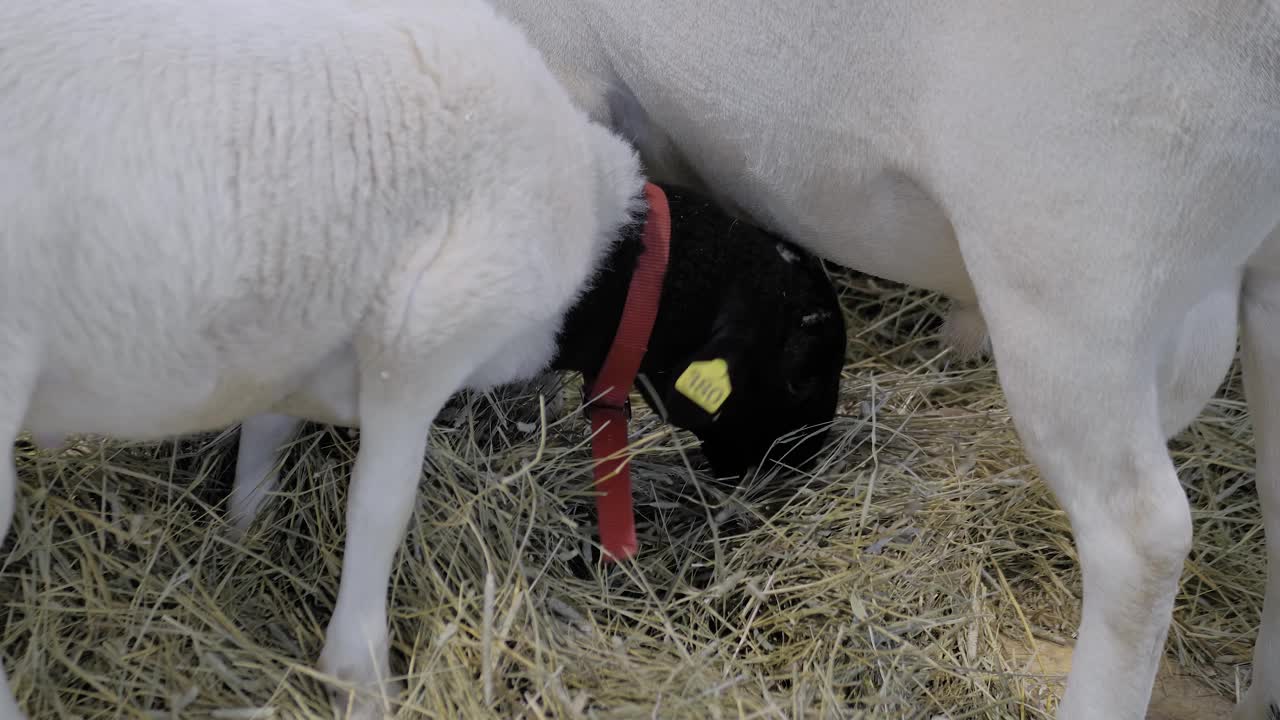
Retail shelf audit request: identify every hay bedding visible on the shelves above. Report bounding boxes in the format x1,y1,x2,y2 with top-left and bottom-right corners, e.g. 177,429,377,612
0,270,1262,719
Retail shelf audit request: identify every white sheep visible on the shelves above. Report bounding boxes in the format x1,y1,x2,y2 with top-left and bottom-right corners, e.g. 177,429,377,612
485,2,1280,718
0,0,644,717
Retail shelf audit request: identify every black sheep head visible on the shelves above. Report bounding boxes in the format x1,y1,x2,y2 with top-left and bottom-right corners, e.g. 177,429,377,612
555,184,847,480
636,220,845,477
643,290,845,478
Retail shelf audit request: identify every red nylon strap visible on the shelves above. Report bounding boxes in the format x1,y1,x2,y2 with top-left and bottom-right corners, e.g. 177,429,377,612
587,182,671,563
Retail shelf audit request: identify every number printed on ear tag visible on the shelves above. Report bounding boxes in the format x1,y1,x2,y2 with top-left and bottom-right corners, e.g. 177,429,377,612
675,358,732,414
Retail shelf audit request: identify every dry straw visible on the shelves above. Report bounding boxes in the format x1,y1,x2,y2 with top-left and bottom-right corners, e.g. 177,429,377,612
1,270,1262,719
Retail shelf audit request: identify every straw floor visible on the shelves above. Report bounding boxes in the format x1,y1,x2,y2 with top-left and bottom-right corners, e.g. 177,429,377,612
1,269,1262,719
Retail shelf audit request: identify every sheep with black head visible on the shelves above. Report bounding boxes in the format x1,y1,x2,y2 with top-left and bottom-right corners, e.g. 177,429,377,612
229,183,848,538
551,183,846,480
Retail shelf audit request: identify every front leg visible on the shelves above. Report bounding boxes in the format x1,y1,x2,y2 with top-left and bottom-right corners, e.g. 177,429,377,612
0,444,28,720
0,346,39,720
316,362,464,720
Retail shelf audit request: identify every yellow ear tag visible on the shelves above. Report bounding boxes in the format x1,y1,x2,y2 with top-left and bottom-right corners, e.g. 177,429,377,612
675,358,733,414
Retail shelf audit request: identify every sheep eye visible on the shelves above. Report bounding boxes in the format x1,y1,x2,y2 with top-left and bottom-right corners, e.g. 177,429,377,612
799,310,831,328
785,377,816,399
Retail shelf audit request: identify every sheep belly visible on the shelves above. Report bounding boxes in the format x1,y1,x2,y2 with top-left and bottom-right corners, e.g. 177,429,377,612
17,233,373,441
22,314,360,442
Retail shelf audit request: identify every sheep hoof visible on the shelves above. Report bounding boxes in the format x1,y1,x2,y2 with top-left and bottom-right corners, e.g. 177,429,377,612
328,694,398,720
323,676,402,720
222,518,252,545
318,644,401,720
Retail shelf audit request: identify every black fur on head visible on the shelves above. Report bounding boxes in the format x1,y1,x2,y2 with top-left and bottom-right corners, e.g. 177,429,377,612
553,183,847,479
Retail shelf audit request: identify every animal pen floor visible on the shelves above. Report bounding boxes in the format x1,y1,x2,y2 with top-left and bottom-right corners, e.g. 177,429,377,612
1,270,1260,719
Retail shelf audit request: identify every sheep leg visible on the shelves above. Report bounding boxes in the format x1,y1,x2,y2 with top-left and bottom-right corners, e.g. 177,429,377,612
0,349,37,720
0,463,28,720
316,339,500,719
316,385,429,718
956,227,1219,719
0,652,22,720
990,308,1192,719
1239,260,1280,720
227,413,301,540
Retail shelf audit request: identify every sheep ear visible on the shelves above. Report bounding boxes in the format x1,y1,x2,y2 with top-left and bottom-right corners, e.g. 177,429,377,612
673,357,733,415
653,286,752,428
659,332,748,430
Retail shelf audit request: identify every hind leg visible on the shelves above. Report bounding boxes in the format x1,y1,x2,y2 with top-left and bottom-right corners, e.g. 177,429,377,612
984,302,1193,720
1238,264,1280,720
227,413,301,540
956,222,1219,719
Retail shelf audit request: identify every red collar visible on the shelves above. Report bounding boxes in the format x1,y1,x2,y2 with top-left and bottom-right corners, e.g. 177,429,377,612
583,182,671,563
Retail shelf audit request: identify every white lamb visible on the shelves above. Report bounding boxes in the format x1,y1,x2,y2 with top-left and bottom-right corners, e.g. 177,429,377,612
0,0,644,717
